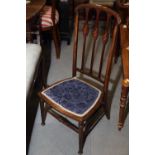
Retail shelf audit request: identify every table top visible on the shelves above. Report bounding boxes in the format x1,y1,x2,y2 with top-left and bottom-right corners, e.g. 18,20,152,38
120,24,129,81
90,0,114,7
26,0,46,21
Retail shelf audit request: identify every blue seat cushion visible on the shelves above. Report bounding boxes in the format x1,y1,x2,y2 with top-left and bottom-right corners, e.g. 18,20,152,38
41,78,101,116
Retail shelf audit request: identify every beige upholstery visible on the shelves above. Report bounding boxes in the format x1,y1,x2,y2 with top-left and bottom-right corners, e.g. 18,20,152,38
26,43,42,97
90,0,115,6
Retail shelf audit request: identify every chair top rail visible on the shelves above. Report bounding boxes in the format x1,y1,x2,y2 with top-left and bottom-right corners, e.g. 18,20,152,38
75,3,121,25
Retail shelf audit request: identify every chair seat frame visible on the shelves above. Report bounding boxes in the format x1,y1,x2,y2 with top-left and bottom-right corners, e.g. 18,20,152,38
39,78,105,153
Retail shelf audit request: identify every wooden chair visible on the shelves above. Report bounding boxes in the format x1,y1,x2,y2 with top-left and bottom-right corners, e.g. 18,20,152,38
40,0,61,59
114,0,129,24
38,3,121,154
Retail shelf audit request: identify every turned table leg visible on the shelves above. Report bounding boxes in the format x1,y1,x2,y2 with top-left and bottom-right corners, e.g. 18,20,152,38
118,79,129,130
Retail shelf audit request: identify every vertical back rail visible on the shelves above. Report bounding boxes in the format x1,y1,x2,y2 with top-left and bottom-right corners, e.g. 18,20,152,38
98,14,110,79
90,10,100,74
104,24,119,96
51,0,56,26
81,8,89,71
72,14,79,77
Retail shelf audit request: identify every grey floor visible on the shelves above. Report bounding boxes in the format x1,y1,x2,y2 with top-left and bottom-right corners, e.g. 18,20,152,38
28,32,129,155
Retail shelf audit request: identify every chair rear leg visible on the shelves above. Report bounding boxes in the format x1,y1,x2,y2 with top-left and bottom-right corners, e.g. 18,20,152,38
56,25,61,46
52,26,61,59
105,102,110,120
105,110,110,120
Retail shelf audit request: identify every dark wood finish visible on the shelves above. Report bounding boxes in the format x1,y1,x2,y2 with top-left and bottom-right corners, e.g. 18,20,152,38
81,8,89,70
74,0,89,8
118,24,129,130
89,1,121,64
57,0,74,45
114,0,129,24
78,121,84,154
26,0,46,21
113,0,129,63
40,98,45,125
26,0,46,43
39,3,121,153
74,0,89,19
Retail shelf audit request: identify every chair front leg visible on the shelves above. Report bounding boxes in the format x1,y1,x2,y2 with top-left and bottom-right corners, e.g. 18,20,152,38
78,121,84,154
39,99,45,125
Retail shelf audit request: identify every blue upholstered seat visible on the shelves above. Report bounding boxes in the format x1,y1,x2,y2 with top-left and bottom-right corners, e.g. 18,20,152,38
41,78,101,116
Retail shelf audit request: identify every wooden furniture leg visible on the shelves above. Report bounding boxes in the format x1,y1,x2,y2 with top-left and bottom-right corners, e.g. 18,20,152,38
52,26,61,59
40,99,45,125
118,79,129,130
78,121,84,154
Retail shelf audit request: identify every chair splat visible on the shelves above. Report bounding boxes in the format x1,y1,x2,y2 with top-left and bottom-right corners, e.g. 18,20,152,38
90,10,100,74
98,14,110,79
81,8,89,71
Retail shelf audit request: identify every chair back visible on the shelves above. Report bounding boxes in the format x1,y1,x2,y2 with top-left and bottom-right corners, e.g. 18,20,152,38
51,0,56,26
72,4,121,96
47,0,58,26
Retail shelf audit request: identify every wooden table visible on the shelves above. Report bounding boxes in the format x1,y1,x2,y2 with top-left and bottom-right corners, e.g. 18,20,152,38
26,0,46,21
26,0,46,42
118,24,129,130
89,0,114,7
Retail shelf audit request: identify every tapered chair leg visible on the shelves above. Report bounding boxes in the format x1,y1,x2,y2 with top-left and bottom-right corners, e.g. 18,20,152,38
56,25,61,46
40,100,45,125
52,26,61,59
78,122,84,154
104,101,110,120
106,111,110,120
40,100,49,126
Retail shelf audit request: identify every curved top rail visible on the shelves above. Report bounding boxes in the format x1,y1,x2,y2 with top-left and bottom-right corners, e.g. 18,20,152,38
75,3,121,25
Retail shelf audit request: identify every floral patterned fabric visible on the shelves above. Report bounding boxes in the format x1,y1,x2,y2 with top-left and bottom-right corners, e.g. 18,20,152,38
43,78,101,115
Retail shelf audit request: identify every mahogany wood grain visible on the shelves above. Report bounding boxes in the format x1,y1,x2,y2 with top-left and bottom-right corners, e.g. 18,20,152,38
118,24,129,130
26,0,46,42
113,0,129,63
26,0,46,21
98,15,110,79
122,48,129,79
120,24,129,80
114,0,129,24
81,8,89,70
